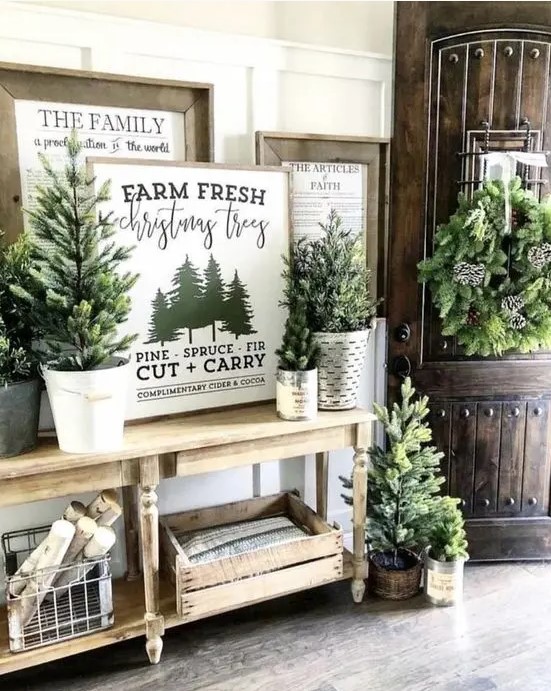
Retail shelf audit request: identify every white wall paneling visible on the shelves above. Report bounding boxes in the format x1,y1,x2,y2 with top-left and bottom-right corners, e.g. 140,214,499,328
0,1,391,590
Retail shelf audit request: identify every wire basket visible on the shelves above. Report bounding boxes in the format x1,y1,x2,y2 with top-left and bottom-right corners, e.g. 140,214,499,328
2,525,114,653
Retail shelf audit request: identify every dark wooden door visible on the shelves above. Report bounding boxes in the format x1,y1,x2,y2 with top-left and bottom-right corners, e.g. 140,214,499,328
390,2,551,559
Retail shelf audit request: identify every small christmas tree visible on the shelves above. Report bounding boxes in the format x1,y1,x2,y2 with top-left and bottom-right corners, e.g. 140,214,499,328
201,254,226,341
282,209,377,332
146,289,179,346
276,297,319,371
429,496,469,562
169,255,205,344
341,377,444,567
0,233,36,384
221,270,256,339
17,131,138,371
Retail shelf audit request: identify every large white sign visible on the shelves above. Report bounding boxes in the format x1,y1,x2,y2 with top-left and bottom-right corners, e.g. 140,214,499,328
283,161,366,240
91,160,290,420
14,100,185,226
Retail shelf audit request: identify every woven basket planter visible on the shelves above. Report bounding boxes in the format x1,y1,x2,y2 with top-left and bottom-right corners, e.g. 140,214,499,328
369,549,422,600
313,329,372,410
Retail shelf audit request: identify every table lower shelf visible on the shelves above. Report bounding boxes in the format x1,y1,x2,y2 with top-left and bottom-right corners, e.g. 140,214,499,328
0,549,356,675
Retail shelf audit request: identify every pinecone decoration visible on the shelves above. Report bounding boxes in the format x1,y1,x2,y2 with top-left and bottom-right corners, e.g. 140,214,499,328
501,295,525,314
528,242,551,269
509,313,527,330
453,262,485,287
466,307,480,325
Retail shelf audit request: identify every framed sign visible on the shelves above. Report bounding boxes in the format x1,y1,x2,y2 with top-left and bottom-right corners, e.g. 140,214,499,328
90,159,290,420
256,131,390,312
0,62,213,242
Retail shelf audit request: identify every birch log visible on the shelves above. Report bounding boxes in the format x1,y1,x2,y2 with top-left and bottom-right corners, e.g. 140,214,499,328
95,501,122,528
62,501,86,524
17,520,75,627
10,504,86,597
86,490,120,521
47,517,97,594
9,541,47,597
84,526,116,558
48,525,116,598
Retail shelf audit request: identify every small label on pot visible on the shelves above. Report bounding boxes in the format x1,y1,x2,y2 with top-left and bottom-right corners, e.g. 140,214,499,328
426,570,459,599
276,382,317,419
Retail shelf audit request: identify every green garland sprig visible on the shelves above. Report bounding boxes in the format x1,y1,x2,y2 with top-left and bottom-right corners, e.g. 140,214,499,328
419,177,551,356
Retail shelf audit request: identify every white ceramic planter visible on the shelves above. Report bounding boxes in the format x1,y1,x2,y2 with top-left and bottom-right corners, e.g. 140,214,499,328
424,551,465,606
43,358,130,453
276,368,318,421
313,329,372,410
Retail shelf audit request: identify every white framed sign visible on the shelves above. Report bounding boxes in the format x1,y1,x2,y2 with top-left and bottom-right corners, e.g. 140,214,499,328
90,159,290,420
282,160,366,241
15,100,186,229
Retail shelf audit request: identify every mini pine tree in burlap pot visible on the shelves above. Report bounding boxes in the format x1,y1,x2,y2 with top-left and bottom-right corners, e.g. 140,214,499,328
341,378,448,600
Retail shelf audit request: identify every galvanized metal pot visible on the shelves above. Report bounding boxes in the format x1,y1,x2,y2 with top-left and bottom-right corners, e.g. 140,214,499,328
0,378,41,457
313,329,372,410
424,551,465,606
276,368,318,421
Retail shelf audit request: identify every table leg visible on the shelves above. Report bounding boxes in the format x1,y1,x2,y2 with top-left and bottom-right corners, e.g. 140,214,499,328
315,451,329,521
122,485,141,581
351,424,369,603
139,456,164,664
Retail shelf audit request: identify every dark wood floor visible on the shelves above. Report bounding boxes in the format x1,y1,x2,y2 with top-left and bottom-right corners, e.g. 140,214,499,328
5,563,551,691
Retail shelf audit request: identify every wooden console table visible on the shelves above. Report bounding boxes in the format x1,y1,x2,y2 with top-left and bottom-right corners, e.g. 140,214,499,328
0,404,375,675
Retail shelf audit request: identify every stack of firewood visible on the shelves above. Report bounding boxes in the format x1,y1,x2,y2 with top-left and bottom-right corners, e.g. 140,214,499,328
9,489,122,628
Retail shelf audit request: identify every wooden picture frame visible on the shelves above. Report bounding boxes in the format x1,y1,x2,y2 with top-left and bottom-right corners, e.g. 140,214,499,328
0,62,214,242
255,131,390,313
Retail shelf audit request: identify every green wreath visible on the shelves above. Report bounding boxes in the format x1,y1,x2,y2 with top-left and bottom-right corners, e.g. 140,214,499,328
419,177,551,356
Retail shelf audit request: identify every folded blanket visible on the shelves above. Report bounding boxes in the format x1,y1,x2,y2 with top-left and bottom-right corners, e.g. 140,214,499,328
177,516,308,564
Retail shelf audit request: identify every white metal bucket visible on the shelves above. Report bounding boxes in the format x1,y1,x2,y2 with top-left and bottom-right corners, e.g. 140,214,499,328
42,358,130,453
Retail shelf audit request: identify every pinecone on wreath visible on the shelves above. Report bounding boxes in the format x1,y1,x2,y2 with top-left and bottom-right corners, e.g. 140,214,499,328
453,262,485,287
501,295,525,314
527,242,551,269
509,313,527,330
466,307,480,326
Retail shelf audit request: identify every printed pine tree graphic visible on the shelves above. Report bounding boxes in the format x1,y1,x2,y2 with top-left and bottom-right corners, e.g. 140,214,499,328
221,270,256,339
201,254,226,341
168,255,206,344
146,289,179,345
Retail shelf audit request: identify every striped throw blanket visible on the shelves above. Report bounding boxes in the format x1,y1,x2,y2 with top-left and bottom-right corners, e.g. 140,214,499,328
177,516,307,564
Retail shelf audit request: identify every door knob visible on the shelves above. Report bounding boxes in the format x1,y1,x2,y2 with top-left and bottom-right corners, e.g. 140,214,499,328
393,355,412,380
394,323,411,343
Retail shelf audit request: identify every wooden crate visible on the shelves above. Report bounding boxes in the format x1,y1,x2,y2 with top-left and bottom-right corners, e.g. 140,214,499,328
159,492,343,621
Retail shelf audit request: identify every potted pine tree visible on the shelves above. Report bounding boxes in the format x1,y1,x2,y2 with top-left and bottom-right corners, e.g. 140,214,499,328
18,132,138,453
425,496,469,606
0,233,41,456
283,210,377,410
342,378,444,599
275,296,320,421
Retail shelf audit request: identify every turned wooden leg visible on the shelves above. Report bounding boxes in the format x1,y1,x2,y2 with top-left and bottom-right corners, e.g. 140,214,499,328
122,485,141,581
315,451,329,521
351,423,370,603
139,456,164,665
